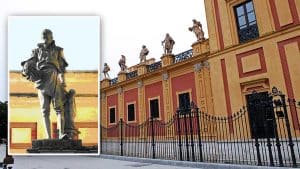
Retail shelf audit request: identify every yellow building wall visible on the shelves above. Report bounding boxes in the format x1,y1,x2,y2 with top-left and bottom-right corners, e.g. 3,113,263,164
204,0,220,52
204,0,276,51
209,27,300,119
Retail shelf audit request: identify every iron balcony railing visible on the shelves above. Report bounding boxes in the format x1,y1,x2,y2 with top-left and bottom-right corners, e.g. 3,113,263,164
107,49,194,86
174,49,193,63
110,78,118,86
126,70,138,80
147,61,162,73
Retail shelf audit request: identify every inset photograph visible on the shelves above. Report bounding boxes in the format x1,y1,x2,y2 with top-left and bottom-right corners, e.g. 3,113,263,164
8,16,100,155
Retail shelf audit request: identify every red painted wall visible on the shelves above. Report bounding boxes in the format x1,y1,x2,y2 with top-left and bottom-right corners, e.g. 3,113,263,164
124,88,139,137
124,88,139,123
107,94,118,126
145,81,164,121
171,72,197,114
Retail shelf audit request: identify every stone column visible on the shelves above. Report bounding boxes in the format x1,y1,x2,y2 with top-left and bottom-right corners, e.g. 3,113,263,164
137,80,146,139
117,87,124,120
100,92,107,138
137,81,145,122
202,61,214,115
193,61,214,114
162,72,172,121
162,72,174,137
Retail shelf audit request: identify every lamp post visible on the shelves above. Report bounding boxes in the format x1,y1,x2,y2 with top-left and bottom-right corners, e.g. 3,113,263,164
271,86,297,167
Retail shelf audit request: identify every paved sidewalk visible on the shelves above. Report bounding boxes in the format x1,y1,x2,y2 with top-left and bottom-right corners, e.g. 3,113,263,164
11,156,197,169
0,145,295,169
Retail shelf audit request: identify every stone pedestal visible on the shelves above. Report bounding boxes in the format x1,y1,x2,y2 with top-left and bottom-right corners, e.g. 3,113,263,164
160,54,175,67
191,39,209,59
27,139,97,153
137,63,147,76
118,71,127,82
101,78,110,88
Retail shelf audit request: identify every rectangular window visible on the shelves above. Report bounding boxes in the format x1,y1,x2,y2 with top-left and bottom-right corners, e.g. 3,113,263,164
127,103,135,122
109,107,116,124
178,92,190,111
246,92,275,139
150,99,160,118
234,0,259,43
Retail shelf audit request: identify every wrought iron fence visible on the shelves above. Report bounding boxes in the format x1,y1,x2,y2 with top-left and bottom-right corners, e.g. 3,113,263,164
100,88,300,167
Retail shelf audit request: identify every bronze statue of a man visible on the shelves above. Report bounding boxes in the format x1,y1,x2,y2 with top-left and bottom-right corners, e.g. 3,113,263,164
139,45,149,63
161,33,175,54
21,29,72,139
189,19,205,42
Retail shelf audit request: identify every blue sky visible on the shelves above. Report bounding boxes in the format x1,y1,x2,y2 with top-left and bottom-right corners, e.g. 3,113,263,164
8,16,100,71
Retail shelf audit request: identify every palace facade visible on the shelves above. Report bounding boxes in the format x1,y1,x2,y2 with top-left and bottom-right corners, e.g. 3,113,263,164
100,0,300,132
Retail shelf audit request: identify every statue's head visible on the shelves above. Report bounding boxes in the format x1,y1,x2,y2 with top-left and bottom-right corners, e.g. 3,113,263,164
42,29,53,45
142,45,146,48
192,19,197,23
69,89,76,96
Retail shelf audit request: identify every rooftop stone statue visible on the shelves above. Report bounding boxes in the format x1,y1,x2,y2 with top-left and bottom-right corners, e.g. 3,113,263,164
139,45,149,63
161,33,175,55
118,55,127,72
102,63,111,79
189,19,205,42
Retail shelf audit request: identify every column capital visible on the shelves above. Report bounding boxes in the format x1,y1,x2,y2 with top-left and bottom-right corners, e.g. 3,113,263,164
162,72,169,81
